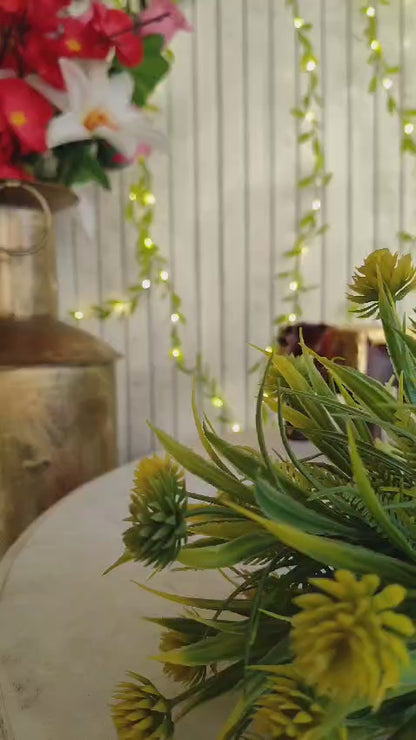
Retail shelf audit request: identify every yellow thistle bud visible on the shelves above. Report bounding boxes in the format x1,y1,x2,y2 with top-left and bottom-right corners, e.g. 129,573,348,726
131,456,184,514
112,672,174,739
348,249,416,317
124,455,187,570
253,670,330,740
292,570,415,708
159,629,207,686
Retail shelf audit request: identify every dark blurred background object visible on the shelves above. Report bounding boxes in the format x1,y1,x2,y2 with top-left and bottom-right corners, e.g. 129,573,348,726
278,322,392,439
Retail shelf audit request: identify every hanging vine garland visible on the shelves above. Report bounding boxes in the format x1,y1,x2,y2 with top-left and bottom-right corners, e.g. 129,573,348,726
362,0,416,244
71,159,237,429
70,0,239,431
275,0,332,326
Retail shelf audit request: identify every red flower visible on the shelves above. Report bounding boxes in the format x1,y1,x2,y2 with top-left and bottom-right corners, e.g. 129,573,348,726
0,78,54,153
0,111,15,163
0,163,33,180
0,0,25,11
58,16,109,60
91,2,144,67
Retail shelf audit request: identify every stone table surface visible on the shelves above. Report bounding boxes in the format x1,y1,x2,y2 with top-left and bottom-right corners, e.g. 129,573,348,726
0,433,312,739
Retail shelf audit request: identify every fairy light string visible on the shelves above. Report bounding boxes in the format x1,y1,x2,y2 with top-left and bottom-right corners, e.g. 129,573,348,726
276,0,332,326
362,1,416,244
71,159,238,430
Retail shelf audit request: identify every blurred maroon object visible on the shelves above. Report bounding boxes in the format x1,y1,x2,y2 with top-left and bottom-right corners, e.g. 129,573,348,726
278,322,392,439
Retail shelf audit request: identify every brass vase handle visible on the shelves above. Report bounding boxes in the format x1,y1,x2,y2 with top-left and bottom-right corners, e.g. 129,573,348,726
0,181,52,257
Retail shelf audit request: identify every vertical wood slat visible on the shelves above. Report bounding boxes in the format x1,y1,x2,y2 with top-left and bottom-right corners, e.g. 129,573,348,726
323,0,349,323
271,2,297,331
220,0,246,428
97,173,128,464
377,2,401,252
401,0,416,317
245,0,272,421
192,0,222,417
168,27,198,443
350,2,374,278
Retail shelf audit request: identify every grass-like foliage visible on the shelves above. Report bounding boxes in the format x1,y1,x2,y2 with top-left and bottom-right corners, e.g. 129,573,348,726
111,249,416,740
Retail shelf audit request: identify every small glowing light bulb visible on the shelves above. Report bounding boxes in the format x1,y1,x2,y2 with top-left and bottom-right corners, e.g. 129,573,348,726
288,313,297,323
129,192,137,202
370,39,380,51
294,17,304,29
160,270,169,281
171,312,180,323
74,311,84,320
141,279,151,290
143,192,156,206
382,77,393,90
300,245,309,255
265,345,273,354
305,110,315,122
212,396,224,408
366,6,376,17
404,122,414,135
263,391,269,398
144,237,153,248
171,348,181,359
289,281,299,292
312,198,321,211
232,423,241,433
306,59,316,72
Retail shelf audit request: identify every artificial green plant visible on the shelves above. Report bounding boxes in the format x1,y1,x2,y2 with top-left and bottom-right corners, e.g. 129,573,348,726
110,248,416,739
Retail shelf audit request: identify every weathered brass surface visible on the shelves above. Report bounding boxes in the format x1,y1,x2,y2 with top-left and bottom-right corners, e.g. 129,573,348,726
0,183,119,556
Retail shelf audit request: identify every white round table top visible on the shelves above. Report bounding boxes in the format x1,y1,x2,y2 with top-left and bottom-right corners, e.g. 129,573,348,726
0,433,312,740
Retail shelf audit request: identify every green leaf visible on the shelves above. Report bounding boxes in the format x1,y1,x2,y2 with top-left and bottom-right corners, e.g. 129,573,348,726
149,424,252,501
155,632,245,666
388,96,397,114
377,275,416,403
291,107,306,118
134,581,253,615
309,354,398,422
191,385,232,475
347,424,416,558
129,35,170,107
299,211,316,229
177,533,277,569
402,136,416,155
204,428,269,482
225,500,416,586
55,141,111,189
298,132,313,144
254,478,357,537
298,174,316,188
368,75,378,93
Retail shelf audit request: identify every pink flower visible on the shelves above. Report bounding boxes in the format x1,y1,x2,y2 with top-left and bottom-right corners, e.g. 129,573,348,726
140,0,191,45
112,142,152,166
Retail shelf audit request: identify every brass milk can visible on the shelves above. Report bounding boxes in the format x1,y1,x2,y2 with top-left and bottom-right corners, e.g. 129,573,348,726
0,182,119,556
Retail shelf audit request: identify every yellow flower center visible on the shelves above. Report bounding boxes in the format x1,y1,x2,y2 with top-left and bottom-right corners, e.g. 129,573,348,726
83,107,119,133
66,38,82,53
10,111,27,127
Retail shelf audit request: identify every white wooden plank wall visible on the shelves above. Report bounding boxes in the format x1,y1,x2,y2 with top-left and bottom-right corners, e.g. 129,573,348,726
56,0,416,463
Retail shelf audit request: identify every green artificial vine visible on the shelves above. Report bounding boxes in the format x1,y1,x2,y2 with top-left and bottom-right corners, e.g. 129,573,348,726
362,0,416,244
276,0,332,326
71,160,237,429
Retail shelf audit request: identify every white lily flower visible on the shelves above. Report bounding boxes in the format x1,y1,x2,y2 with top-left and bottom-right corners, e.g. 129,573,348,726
46,59,165,158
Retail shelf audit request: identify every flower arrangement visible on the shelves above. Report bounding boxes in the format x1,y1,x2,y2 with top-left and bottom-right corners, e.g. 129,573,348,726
111,248,416,739
0,0,190,186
